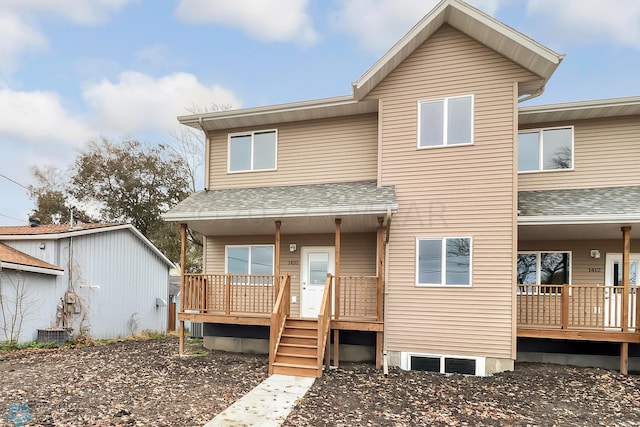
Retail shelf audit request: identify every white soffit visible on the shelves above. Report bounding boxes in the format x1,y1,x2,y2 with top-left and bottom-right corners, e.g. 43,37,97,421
352,0,563,100
519,96,640,125
178,97,379,131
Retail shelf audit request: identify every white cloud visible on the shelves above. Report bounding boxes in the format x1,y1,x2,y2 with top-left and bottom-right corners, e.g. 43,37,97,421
175,0,318,46
331,0,507,52
83,71,241,134
0,0,135,25
526,0,640,49
0,88,92,145
0,13,47,73
0,0,136,74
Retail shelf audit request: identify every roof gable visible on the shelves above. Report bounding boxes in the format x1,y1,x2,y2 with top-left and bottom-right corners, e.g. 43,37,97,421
0,223,174,269
352,0,563,100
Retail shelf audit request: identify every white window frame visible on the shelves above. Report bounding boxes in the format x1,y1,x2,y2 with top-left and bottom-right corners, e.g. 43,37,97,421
516,250,572,295
227,129,278,173
517,126,574,173
417,94,474,149
400,352,487,376
415,237,473,287
225,244,275,278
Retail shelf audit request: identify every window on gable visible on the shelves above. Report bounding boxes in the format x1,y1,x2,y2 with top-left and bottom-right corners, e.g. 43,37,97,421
518,127,573,172
418,95,473,148
228,130,277,172
417,237,471,286
517,251,571,294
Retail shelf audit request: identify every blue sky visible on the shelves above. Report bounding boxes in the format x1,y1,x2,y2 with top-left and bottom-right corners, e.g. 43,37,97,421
2,0,640,226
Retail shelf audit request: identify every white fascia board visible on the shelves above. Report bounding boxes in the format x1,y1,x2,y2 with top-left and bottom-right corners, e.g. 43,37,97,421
164,204,399,222
0,224,130,241
519,96,640,115
178,95,357,126
519,215,640,225
0,262,64,276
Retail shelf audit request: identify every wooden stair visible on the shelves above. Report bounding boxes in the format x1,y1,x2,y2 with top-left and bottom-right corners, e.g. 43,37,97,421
271,318,323,378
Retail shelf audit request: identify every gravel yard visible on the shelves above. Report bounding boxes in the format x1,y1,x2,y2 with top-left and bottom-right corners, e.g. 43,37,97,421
1,336,639,426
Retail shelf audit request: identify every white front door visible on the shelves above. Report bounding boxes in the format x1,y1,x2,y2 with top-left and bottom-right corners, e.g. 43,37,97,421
604,253,639,329
300,246,335,318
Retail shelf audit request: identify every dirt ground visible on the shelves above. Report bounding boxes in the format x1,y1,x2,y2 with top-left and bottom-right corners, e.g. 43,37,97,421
1,337,639,426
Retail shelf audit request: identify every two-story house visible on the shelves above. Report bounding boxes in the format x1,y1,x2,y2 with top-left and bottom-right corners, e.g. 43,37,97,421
165,0,640,377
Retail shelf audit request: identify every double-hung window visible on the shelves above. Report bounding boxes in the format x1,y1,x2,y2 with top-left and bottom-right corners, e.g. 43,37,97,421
416,237,472,286
518,127,573,172
418,95,473,148
226,245,274,279
228,130,277,172
517,251,571,294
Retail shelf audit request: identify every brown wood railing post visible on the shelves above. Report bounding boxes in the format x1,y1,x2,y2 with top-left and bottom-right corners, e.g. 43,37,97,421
225,274,231,316
178,224,187,355
561,284,570,329
376,217,384,322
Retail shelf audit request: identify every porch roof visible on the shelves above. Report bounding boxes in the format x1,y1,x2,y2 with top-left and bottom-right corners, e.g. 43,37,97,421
164,180,397,235
518,186,640,220
518,186,640,240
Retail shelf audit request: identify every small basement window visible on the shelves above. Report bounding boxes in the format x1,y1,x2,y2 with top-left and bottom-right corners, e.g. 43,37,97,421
402,352,485,376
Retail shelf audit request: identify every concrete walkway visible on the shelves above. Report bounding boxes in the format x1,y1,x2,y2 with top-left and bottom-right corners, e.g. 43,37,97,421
204,374,315,427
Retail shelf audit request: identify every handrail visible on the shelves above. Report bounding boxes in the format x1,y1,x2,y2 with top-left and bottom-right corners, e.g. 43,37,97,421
517,283,638,331
182,273,281,315
317,274,333,372
336,275,379,320
268,274,290,375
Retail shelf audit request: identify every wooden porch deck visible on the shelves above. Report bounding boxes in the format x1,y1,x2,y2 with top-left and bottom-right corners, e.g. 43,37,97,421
178,273,383,376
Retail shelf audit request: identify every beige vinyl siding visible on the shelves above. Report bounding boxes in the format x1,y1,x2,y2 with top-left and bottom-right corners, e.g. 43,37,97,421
207,114,377,189
205,232,376,318
367,25,539,358
518,115,640,190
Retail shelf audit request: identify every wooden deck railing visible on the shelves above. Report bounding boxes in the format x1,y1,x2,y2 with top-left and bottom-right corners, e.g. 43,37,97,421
317,274,333,371
517,284,638,331
335,276,379,320
182,274,284,315
268,274,291,375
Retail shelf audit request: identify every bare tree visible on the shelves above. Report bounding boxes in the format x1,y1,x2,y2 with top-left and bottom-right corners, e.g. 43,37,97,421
0,271,38,344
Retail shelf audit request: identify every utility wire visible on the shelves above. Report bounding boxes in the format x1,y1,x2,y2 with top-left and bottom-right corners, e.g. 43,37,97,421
0,212,28,224
0,172,30,191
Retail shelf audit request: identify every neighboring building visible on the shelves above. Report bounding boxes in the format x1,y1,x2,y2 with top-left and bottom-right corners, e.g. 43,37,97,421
0,223,173,343
165,0,640,376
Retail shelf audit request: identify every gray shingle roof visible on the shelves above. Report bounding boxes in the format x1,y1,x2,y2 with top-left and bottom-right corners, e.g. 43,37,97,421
518,186,640,217
164,180,397,221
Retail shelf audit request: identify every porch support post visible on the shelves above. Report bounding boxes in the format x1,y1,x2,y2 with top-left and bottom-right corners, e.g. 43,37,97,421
334,218,341,367
275,220,281,289
622,226,631,333
179,223,187,356
621,226,631,374
376,216,384,369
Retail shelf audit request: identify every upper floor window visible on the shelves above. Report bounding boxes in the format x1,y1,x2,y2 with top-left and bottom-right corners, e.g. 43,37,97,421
518,127,573,172
228,130,277,173
418,95,473,148
416,237,471,286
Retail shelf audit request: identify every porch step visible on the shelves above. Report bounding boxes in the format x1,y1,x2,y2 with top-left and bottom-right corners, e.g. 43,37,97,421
271,361,321,378
271,317,325,378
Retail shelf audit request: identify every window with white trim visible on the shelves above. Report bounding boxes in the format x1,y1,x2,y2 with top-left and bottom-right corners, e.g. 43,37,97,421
418,95,473,148
226,245,274,275
518,127,573,172
517,251,571,294
228,130,277,172
416,237,471,286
